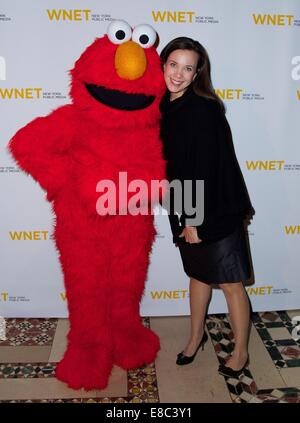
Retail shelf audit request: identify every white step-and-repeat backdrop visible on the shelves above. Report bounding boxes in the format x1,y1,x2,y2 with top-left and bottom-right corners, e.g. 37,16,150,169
1,0,299,317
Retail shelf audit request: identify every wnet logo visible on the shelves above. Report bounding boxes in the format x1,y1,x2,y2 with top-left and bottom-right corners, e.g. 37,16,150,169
47,9,91,21
0,293,8,302
9,231,49,240
60,293,67,301
152,10,195,23
0,88,42,100
215,89,243,100
246,286,273,296
245,160,285,171
285,226,300,235
252,14,294,26
150,290,189,300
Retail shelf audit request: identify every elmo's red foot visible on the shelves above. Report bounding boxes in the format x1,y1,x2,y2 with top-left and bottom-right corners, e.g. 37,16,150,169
113,325,160,370
56,345,113,391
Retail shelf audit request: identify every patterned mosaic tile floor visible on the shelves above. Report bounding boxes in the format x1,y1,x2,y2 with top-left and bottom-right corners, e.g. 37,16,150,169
0,317,159,403
252,311,300,368
0,363,159,403
207,311,300,403
1,318,57,347
0,312,299,403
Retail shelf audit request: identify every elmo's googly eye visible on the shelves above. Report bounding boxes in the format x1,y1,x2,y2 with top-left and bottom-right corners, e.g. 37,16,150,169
132,24,157,48
107,20,132,45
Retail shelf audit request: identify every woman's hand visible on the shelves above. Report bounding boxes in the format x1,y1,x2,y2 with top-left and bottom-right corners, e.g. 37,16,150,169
179,226,202,244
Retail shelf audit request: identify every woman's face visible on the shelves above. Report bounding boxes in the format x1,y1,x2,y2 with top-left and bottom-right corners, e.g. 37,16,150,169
163,49,199,100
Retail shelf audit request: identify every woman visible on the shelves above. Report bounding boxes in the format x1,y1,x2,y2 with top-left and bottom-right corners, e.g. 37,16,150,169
159,37,254,378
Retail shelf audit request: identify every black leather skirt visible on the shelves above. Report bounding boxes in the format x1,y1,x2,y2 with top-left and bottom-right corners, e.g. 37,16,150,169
178,222,251,284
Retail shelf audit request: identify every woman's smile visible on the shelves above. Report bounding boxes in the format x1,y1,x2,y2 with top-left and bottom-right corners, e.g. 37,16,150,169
163,48,199,100
170,78,184,86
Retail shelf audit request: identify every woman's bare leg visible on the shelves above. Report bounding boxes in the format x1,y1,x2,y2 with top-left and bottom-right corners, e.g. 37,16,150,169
183,278,212,356
219,282,250,369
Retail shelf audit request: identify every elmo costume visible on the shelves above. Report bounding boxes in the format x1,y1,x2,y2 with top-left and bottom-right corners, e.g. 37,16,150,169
8,20,166,390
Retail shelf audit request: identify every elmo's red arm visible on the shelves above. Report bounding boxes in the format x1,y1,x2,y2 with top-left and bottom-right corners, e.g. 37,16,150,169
8,105,75,200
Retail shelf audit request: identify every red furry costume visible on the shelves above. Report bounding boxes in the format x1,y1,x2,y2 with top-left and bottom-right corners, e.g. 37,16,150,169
8,21,166,390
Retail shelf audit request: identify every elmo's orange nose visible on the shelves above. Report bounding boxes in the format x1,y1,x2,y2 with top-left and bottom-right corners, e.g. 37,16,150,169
115,41,147,80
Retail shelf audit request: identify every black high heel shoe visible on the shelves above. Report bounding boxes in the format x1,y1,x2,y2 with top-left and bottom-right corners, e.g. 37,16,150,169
176,331,208,366
218,356,249,378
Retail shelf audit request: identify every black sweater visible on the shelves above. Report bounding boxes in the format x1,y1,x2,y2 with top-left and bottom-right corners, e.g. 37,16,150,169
159,86,253,243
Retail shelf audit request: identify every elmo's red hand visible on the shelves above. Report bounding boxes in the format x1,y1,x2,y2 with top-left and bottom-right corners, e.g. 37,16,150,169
8,105,75,200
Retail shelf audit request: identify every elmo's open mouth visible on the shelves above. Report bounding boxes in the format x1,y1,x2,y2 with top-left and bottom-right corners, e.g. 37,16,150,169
85,84,155,111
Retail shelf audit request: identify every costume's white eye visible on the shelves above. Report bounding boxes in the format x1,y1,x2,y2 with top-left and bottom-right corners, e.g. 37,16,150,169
132,24,157,48
107,20,132,45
